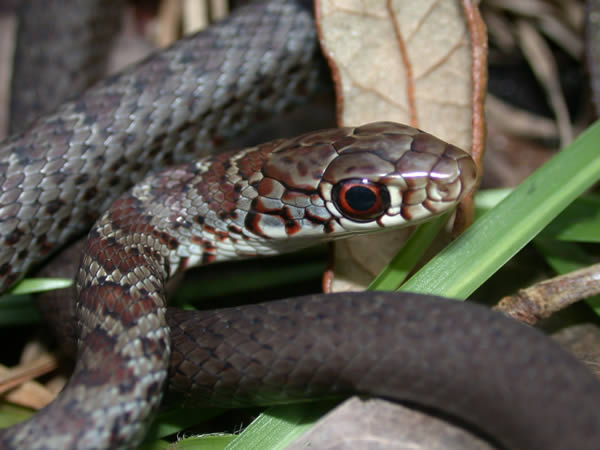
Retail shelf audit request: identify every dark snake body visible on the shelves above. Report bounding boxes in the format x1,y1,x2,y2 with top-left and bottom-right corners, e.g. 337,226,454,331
1,2,600,449
0,0,322,290
9,0,125,134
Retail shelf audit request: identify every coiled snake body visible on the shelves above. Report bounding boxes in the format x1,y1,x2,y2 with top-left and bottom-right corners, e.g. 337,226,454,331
1,1,600,449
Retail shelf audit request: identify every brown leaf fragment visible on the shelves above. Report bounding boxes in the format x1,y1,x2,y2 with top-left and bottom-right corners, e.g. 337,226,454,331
553,324,600,379
455,0,487,234
181,0,229,35
0,354,59,410
317,0,474,148
517,19,573,145
155,0,229,47
288,398,494,450
0,12,16,139
182,0,209,34
463,0,487,169
155,0,182,47
486,94,558,140
538,14,582,59
586,0,600,116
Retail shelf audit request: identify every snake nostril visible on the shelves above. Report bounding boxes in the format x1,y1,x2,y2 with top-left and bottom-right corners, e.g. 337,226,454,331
427,177,462,203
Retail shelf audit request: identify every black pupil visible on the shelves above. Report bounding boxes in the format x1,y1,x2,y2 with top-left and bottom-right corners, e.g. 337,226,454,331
346,186,376,211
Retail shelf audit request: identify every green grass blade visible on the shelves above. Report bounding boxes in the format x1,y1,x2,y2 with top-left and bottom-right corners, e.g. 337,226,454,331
9,278,72,295
0,403,34,428
0,294,41,325
368,214,449,291
540,194,600,243
476,191,600,244
143,408,226,443
534,238,594,274
169,435,235,449
225,402,338,450
473,188,512,214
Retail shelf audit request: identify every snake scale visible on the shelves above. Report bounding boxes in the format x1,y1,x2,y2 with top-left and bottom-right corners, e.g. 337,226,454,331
1,1,600,449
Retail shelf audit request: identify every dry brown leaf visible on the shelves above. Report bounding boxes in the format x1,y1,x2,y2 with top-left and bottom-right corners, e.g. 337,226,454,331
538,14,582,59
553,324,600,379
288,398,494,450
481,6,516,53
516,19,573,145
486,94,558,139
181,0,229,34
0,13,16,138
156,0,229,46
586,0,600,115
0,368,55,411
316,0,483,291
155,0,182,47
484,0,556,18
208,0,229,22
0,353,57,395
0,354,59,410
182,0,210,33
318,0,473,145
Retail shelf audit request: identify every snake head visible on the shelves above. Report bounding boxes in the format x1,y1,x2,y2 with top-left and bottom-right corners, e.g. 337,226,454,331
319,122,479,232
250,122,478,240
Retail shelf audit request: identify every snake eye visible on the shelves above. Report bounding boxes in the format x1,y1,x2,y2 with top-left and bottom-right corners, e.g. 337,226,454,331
331,178,390,222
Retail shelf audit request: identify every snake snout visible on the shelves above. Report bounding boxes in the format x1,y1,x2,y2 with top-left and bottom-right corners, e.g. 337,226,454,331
375,136,478,225
425,147,479,207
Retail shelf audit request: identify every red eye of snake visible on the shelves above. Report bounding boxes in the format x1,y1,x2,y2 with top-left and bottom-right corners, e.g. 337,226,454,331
331,178,390,222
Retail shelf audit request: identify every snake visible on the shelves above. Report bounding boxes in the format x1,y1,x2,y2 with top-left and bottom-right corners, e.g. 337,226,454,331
1,1,600,449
